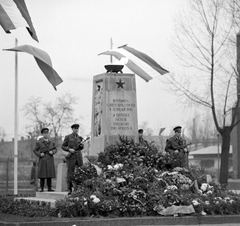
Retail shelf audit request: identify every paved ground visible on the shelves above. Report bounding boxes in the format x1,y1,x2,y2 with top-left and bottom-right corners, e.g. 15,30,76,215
142,224,239,226
175,224,240,226
179,225,240,226
0,214,240,226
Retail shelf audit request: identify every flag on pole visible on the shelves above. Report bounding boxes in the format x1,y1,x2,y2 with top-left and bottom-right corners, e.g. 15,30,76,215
0,0,38,41
4,44,63,90
99,45,169,82
99,49,153,82
119,45,169,75
159,127,165,135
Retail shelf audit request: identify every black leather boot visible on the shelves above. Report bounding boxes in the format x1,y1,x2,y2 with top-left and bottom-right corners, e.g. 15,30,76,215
40,178,45,192
47,178,54,192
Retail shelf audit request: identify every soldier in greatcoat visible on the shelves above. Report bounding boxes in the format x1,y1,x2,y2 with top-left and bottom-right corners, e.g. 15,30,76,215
61,124,84,195
33,128,57,192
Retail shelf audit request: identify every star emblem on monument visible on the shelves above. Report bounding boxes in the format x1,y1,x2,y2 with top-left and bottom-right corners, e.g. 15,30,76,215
116,79,125,89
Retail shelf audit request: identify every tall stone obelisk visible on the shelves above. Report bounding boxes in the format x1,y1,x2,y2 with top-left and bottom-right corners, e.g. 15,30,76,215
90,72,138,156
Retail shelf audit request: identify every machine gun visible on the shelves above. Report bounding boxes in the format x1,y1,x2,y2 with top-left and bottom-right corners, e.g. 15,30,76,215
65,137,90,159
40,146,57,155
179,136,192,152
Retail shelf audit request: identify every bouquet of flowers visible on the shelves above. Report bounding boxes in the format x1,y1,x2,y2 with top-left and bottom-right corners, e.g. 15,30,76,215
55,137,240,218
74,162,98,185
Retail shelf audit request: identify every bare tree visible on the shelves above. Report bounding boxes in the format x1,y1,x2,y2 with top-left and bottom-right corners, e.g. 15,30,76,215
43,93,78,138
185,109,217,149
23,92,78,140
230,0,240,31
165,0,240,185
23,97,45,135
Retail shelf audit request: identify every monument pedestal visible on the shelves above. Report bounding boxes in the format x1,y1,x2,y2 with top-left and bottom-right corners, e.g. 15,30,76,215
90,73,139,156
56,163,67,192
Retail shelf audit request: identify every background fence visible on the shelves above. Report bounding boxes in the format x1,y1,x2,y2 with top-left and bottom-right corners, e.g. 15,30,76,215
0,158,63,195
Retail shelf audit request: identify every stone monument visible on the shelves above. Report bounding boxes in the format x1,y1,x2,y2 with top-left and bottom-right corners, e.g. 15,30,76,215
90,69,139,156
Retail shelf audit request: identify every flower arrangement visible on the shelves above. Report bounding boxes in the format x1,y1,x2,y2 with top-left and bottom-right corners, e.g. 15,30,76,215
52,136,240,218
2,136,240,218
73,162,98,185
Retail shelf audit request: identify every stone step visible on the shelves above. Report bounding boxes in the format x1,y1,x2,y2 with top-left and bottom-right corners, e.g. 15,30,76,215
14,192,68,208
14,197,57,208
36,191,68,200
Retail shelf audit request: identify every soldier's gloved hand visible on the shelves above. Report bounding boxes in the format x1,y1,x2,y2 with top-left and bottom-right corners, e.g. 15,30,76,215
69,148,75,153
40,153,44,157
49,151,53,155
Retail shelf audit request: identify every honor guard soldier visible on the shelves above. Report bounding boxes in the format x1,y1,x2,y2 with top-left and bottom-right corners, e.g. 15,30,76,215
33,128,57,192
61,124,84,195
165,126,191,168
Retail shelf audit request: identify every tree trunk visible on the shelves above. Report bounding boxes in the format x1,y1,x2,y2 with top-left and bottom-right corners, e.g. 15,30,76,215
219,126,231,186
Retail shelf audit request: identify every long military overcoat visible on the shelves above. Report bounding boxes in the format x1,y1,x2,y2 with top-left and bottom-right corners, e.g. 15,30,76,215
33,138,57,178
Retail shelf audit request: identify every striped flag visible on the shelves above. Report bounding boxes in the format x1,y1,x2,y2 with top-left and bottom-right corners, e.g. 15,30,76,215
159,127,165,135
0,0,38,41
99,45,169,82
99,49,153,82
120,45,169,75
4,45,63,90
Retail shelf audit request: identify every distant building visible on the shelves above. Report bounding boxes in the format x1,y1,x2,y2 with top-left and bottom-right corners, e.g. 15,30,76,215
189,145,233,177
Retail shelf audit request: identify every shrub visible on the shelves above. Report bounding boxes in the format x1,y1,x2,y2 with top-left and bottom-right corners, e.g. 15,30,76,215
0,195,57,217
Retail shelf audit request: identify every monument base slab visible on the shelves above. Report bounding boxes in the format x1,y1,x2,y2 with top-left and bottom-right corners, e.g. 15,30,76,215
56,163,67,192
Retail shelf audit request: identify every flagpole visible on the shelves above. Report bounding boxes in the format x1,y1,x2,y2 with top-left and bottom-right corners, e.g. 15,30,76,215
14,38,19,195
110,37,113,63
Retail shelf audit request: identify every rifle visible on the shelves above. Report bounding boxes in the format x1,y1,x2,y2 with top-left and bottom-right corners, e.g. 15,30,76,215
179,136,192,168
40,146,57,154
171,139,192,151
179,136,192,152
178,143,192,154
166,137,191,155
65,137,90,159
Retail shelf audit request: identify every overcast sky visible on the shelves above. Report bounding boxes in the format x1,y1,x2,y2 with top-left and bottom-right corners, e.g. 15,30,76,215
0,0,191,140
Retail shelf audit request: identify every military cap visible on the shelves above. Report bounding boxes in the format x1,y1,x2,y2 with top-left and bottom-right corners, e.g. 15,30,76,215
71,123,80,129
41,128,49,134
173,126,182,132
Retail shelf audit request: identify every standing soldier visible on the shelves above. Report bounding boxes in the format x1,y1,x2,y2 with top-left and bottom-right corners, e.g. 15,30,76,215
33,128,57,192
165,126,191,168
138,129,144,143
138,129,148,145
61,124,84,195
